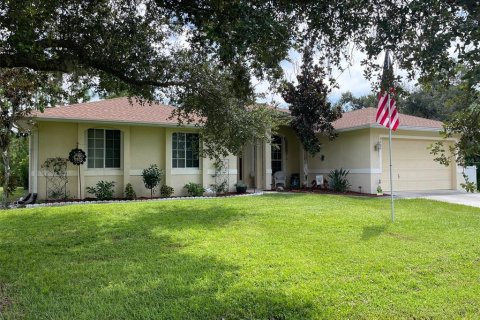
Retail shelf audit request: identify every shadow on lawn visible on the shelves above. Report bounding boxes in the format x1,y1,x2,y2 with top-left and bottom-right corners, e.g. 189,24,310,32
361,224,388,241
0,203,314,319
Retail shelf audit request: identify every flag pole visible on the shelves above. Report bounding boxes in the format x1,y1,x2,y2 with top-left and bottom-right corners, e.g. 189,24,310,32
386,50,395,223
388,93,395,222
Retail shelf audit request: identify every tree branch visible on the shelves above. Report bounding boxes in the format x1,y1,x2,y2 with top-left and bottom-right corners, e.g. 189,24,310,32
0,53,184,88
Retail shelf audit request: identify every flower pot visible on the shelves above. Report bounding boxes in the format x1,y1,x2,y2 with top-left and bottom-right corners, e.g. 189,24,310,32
236,186,247,194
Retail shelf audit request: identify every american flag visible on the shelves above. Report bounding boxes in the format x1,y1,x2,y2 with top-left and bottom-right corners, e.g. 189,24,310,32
376,51,399,131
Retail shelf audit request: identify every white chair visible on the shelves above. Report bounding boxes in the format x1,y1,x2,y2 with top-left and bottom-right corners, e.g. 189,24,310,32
273,171,286,189
315,175,324,187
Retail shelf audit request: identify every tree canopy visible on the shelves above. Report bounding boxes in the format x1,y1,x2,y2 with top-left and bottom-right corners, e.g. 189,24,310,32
1,0,479,159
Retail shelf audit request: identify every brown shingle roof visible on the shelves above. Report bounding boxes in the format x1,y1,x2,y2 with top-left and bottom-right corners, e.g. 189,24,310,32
333,107,443,130
34,97,179,125
34,98,443,131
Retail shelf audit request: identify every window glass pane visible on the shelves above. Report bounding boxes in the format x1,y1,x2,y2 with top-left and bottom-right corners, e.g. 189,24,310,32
114,149,120,159
113,158,120,168
177,159,185,168
105,149,114,158
95,159,103,168
193,160,199,168
105,130,114,139
88,129,95,139
186,159,192,168
95,139,104,148
95,129,104,138
88,158,94,168
95,149,104,158
105,158,114,168
172,159,177,168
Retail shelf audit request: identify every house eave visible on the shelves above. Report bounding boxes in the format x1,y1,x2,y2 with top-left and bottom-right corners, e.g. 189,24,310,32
32,116,198,128
334,124,442,133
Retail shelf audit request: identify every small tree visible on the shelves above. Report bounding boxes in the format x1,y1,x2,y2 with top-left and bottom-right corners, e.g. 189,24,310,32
142,164,164,198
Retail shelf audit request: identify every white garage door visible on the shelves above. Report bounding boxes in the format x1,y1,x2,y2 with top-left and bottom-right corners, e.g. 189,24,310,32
381,138,453,191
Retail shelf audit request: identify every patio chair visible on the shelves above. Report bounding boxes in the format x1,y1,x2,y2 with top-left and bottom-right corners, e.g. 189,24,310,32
315,175,324,187
14,193,37,208
273,171,286,189
13,193,31,205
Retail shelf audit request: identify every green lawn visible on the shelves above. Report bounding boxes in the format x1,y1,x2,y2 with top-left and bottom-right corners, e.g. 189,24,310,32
0,194,479,319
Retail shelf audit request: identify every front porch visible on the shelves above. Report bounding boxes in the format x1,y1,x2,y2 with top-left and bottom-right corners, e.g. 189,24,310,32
238,126,307,190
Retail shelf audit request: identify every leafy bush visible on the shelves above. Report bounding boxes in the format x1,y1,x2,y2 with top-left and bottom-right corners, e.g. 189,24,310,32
211,180,229,194
328,168,351,193
142,164,164,198
160,185,174,198
86,181,116,200
184,182,205,197
124,183,136,200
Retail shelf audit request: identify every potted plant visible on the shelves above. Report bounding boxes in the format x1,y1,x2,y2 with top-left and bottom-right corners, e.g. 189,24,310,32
376,185,383,196
235,181,248,194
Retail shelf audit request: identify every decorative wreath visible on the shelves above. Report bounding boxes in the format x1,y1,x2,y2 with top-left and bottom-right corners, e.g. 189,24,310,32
68,148,87,165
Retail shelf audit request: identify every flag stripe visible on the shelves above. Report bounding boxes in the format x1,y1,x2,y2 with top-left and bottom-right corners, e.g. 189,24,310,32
376,91,399,131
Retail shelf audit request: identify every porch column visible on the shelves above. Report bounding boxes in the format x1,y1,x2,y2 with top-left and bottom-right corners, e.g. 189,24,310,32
164,128,172,186
263,139,272,190
77,124,86,199
123,126,131,190
254,141,263,189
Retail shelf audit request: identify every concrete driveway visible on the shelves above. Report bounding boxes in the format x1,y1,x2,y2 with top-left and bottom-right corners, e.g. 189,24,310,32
394,190,480,208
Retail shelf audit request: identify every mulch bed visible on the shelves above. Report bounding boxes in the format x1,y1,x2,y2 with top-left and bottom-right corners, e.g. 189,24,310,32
43,192,255,203
277,188,385,198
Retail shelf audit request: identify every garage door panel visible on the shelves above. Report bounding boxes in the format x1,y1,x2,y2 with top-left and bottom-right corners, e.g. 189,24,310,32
381,138,453,191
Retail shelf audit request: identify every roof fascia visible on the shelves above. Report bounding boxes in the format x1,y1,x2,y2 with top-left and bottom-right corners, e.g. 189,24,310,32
33,117,198,128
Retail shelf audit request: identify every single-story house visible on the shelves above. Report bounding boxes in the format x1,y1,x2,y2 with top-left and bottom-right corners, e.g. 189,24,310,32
29,97,465,200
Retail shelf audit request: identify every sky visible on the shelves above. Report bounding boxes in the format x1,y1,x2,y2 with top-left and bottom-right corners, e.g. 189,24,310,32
255,49,415,108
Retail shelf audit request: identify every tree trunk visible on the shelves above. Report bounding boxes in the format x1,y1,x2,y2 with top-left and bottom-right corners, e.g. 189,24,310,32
2,147,10,208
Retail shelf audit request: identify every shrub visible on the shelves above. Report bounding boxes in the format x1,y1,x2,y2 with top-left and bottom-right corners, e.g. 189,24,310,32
328,168,351,193
184,182,205,197
160,185,174,198
124,183,136,200
142,164,164,198
211,180,229,194
86,181,116,200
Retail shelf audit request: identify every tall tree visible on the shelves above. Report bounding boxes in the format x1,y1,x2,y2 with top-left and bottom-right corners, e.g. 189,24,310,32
282,49,341,155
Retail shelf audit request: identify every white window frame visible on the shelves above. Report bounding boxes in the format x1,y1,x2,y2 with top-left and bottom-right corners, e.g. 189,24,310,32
86,128,122,169
172,132,200,169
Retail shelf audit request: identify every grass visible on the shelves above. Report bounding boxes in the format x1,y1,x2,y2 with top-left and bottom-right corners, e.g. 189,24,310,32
0,194,479,319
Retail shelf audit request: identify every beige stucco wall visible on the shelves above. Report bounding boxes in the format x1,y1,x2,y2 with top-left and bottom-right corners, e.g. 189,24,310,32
307,129,373,193
32,121,239,201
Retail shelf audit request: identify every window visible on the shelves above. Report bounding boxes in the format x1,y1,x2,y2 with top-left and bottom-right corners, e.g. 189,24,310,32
271,135,282,174
172,133,199,168
87,129,121,168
